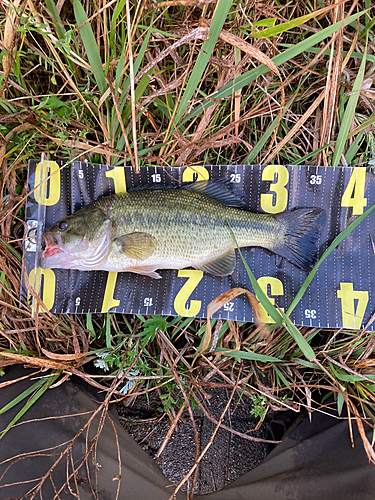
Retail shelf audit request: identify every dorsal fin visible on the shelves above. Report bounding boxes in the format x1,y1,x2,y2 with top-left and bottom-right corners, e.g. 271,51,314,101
182,180,243,207
130,179,243,207
131,183,174,192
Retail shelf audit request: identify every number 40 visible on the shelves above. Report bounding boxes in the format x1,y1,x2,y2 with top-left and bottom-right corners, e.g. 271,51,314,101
341,167,367,215
337,282,369,329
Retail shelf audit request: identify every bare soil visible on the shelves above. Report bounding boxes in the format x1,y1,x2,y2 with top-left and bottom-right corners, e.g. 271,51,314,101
117,389,270,495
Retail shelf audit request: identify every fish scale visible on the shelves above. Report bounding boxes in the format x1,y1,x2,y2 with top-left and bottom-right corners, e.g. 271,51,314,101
96,190,276,267
41,181,323,279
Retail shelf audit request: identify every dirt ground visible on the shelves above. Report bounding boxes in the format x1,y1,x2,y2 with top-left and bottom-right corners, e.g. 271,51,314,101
117,389,270,495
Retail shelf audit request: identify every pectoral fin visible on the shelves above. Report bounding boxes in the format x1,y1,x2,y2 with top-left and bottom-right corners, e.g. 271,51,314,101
196,250,236,276
115,232,157,260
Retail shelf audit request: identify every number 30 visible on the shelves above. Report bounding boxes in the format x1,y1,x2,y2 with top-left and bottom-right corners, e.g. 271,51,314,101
260,165,289,214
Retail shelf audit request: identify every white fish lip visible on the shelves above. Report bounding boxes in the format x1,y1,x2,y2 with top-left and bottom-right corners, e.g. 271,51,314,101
40,225,111,271
41,231,65,268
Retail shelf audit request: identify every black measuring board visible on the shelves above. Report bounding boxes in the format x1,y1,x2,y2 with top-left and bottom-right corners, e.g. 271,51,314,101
22,161,375,331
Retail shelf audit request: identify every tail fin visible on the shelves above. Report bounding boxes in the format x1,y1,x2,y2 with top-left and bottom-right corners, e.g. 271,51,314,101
274,208,324,270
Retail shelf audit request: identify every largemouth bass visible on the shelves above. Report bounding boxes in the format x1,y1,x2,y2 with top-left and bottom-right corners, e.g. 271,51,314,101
41,181,323,279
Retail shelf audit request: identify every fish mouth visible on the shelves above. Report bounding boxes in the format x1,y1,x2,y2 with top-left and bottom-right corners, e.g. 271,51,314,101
41,231,64,262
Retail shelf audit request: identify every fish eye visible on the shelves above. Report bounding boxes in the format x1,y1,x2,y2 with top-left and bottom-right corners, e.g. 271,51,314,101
58,220,69,231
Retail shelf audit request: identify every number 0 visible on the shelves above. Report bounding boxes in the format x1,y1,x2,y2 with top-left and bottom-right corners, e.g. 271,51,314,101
34,160,60,206
28,267,56,312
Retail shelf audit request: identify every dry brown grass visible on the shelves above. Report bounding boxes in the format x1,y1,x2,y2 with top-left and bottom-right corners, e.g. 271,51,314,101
0,0,375,496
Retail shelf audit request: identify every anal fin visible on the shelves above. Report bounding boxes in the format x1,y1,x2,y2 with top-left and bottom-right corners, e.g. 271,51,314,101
196,250,236,276
125,265,161,279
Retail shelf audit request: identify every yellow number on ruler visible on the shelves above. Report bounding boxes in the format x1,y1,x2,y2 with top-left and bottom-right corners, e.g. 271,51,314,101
341,167,367,215
102,169,126,312
28,267,56,312
102,271,120,313
337,282,369,329
182,166,209,182
257,276,284,323
34,160,60,206
105,167,127,193
174,270,203,316
260,165,289,213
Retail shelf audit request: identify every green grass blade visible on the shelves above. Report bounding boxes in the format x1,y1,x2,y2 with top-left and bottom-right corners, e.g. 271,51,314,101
306,329,321,343
279,311,316,362
1,238,21,262
73,0,106,95
287,202,375,316
115,47,128,95
359,0,375,40
245,114,281,164
253,18,276,28
86,313,95,337
236,246,282,323
293,358,317,369
117,17,153,95
105,313,111,348
45,0,66,39
337,392,345,415
250,8,334,39
0,378,46,414
218,11,364,97
314,362,345,391
122,71,153,123
279,45,375,65
174,0,233,125
344,131,365,165
227,220,282,323
245,98,294,163
0,373,60,439
272,364,290,388
170,317,191,339
290,144,332,165
181,11,365,125
349,112,375,138
110,0,127,50
332,39,368,166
